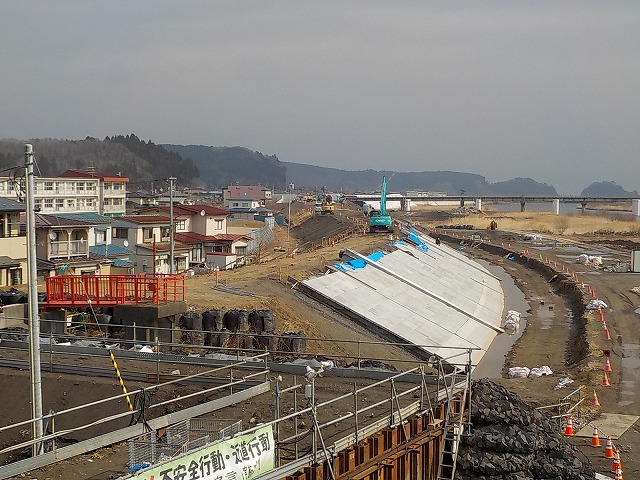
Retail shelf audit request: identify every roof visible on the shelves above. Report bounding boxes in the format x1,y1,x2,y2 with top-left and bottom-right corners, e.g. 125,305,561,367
168,204,229,216
35,213,96,227
227,197,260,202
53,213,114,224
89,244,134,256
0,256,20,268
135,241,191,252
0,197,25,212
120,215,170,224
127,191,157,199
212,234,251,242
110,258,134,268
302,231,504,368
37,258,56,271
174,232,212,244
59,169,129,182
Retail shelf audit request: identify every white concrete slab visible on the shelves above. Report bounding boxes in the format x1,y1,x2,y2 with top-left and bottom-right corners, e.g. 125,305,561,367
302,232,504,368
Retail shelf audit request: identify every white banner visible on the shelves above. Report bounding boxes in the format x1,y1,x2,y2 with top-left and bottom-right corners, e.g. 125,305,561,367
130,425,274,480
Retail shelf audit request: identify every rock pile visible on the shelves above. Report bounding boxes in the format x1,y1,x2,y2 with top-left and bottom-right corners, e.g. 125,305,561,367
455,379,594,480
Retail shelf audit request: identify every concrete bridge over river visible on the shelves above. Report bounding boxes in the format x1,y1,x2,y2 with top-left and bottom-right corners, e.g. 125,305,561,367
344,194,640,216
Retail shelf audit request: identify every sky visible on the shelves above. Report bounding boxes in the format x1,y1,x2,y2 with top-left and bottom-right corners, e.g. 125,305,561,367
2,2,639,194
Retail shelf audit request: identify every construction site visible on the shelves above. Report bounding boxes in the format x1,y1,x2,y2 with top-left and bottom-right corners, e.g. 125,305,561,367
1,200,640,479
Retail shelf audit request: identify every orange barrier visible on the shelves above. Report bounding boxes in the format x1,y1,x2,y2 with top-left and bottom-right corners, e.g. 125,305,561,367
564,415,575,436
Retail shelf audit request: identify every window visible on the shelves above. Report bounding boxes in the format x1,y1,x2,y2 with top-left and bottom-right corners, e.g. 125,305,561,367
175,219,186,231
112,183,122,190
235,246,247,256
161,226,170,239
143,228,154,241
55,199,64,211
34,199,42,211
215,220,223,230
10,269,22,286
232,202,239,207
44,181,53,191
113,198,123,206
44,199,53,209
113,227,128,239
77,182,85,191
86,183,96,192
67,199,75,209
95,229,106,244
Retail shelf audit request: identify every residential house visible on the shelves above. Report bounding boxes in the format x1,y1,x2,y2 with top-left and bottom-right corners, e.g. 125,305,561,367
224,197,262,212
126,191,158,213
111,215,190,274
134,204,250,269
54,213,134,275
0,198,27,287
35,214,101,275
223,185,272,204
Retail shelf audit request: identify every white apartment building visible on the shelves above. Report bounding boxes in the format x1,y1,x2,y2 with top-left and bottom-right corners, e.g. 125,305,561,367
0,169,128,217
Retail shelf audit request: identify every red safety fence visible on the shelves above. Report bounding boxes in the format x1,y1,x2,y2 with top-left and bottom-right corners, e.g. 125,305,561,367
45,273,185,308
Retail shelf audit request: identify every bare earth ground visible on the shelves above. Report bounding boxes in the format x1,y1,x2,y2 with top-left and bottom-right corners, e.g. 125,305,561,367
4,203,640,479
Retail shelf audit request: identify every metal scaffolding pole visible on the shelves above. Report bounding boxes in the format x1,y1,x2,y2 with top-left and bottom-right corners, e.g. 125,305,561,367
25,144,43,455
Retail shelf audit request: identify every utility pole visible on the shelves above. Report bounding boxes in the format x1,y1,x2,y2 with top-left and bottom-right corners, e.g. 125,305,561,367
25,144,43,455
168,177,176,274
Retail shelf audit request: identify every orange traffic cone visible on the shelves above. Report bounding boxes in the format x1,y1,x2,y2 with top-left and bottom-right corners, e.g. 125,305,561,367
602,371,611,387
611,448,621,473
591,389,601,407
599,309,604,321
615,466,623,480
604,356,613,373
591,425,601,447
605,327,612,341
602,320,608,331
564,415,575,436
592,289,597,298
604,436,615,458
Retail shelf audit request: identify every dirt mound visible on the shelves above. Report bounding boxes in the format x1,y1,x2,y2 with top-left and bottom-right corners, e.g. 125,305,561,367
291,214,355,247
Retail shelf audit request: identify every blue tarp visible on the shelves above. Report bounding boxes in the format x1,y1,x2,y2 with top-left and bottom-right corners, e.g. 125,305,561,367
334,251,385,271
407,230,429,253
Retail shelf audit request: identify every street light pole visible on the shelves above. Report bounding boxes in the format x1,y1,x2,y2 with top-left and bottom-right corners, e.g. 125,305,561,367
25,144,43,455
168,177,176,274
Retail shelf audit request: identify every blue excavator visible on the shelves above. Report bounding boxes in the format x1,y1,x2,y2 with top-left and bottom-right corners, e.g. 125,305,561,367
368,176,393,233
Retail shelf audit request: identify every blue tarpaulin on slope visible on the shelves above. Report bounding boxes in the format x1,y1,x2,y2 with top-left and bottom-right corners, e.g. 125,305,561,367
407,230,429,253
334,251,385,271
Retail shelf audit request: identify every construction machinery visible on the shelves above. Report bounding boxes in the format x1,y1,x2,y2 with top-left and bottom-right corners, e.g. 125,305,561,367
368,176,393,232
321,195,335,215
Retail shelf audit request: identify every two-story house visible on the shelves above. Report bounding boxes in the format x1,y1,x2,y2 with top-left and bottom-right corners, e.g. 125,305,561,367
136,204,249,268
111,215,190,274
0,198,27,287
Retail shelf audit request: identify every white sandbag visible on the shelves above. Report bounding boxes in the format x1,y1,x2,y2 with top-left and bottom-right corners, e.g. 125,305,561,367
589,256,603,265
578,254,590,264
501,310,521,334
508,367,530,378
587,299,608,310
554,377,574,390
528,366,553,377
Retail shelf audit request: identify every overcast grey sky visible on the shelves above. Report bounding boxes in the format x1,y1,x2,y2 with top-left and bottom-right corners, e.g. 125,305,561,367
2,2,639,194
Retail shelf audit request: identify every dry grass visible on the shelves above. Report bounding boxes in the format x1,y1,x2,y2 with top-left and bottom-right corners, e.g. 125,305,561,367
412,204,640,236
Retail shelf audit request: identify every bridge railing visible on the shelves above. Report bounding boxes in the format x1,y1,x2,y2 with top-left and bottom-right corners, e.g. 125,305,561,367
45,273,185,306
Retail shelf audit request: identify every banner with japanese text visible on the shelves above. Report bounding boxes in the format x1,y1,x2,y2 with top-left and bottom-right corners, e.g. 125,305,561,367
130,425,274,480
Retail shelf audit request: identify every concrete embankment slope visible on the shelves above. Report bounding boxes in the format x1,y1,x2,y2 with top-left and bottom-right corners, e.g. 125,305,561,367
301,231,505,368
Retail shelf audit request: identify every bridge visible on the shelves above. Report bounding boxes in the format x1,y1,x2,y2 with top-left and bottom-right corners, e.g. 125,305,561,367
344,194,640,215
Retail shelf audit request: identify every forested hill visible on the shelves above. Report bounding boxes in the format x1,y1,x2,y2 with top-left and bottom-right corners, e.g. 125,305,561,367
163,145,287,189
0,136,558,195
283,162,558,195
0,135,199,189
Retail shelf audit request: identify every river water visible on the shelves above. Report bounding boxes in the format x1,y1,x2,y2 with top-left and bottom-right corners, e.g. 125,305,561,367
473,260,530,378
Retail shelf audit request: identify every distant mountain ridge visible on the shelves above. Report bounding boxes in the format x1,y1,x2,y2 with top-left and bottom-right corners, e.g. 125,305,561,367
283,162,557,196
4,136,629,196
